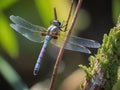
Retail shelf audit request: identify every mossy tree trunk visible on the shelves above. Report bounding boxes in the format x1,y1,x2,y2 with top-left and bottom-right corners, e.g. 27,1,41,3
79,16,120,90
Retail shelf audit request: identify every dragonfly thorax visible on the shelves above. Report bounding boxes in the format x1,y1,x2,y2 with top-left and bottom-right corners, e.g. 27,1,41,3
46,25,60,39
41,25,60,39
41,20,62,39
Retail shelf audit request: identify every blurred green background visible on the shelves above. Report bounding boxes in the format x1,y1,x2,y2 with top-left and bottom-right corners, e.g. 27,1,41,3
0,0,119,90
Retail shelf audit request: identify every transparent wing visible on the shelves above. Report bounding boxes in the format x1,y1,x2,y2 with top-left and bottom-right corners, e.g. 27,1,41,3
51,33,100,53
51,38,91,54
9,15,47,43
69,36,101,48
10,15,46,32
65,42,91,53
51,31,67,47
10,24,45,43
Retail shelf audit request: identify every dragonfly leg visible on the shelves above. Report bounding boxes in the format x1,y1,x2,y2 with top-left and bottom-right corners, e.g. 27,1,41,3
41,30,48,36
41,32,47,36
50,32,59,39
52,35,58,39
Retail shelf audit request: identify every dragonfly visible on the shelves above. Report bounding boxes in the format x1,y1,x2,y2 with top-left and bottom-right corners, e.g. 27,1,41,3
9,15,100,75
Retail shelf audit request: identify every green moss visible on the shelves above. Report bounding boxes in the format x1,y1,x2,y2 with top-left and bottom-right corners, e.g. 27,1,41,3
79,65,92,81
79,16,120,90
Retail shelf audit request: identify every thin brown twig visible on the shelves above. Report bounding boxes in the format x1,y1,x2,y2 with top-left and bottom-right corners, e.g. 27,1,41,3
54,8,57,20
49,0,83,90
64,0,74,31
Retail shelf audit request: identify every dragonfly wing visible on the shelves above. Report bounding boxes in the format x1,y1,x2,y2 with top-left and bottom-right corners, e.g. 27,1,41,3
51,32,91,53
9,15,46,32
51,31,67,47
69,36,101,48
10,24,44,43
65,42,91,54
51,38,91,54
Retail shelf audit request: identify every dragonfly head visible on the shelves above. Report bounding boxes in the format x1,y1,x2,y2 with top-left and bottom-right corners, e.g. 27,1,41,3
52,20,61,27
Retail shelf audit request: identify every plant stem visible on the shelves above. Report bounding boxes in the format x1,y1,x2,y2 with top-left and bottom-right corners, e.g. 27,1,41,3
64,0,74,31
49,0,83,90
54,8,57,20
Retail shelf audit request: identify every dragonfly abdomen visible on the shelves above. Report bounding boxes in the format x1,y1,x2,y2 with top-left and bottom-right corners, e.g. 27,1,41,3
33,36,51,75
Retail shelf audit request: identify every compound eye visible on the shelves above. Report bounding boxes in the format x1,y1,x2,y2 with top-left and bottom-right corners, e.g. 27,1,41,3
52,20,61,27
55,21,61,26
58,22,61,26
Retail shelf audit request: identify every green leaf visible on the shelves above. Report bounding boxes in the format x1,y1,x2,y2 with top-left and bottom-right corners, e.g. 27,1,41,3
34,0,75,27
34,0,53,27
112,0,120,23
0,56,28,90
0,12,18,57
0,0,17,10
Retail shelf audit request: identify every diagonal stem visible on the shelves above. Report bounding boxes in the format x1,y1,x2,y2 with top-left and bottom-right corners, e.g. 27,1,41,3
49,0,83,90
64,0,74,31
